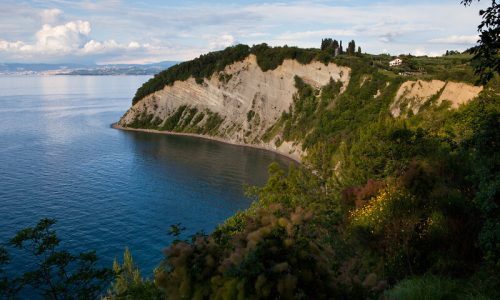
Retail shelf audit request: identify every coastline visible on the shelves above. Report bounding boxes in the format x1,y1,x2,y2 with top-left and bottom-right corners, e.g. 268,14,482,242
111,124,302,163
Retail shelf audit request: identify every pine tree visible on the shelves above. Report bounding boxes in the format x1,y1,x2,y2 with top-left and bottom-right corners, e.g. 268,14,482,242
347,40,356,55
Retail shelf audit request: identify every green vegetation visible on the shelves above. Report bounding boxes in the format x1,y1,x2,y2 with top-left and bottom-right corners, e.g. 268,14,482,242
462,0,499,84
200,111,225,135
106,248,164,299
0,219,113,299
161,105,188,131
114,24,500,295
128,104,226,137
111,50,500,297
246,109,255,122
133,80,496,299
218,72,233,84
250,43,319,71
384,275,490,300
128,111,162,129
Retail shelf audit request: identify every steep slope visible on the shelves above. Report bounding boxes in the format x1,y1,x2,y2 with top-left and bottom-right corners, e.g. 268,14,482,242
117,47,484,162
117,54,351,160
390,80,483,117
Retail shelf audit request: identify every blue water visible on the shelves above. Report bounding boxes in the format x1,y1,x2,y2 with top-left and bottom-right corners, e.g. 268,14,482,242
0,75,292,279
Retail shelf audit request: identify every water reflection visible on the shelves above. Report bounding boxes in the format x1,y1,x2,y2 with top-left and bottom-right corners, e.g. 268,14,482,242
123,131,294,189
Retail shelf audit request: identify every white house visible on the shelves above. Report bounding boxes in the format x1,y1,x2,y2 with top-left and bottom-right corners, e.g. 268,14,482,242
389,58,403,67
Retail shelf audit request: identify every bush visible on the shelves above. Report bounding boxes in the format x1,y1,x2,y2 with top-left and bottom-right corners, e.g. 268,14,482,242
155,204,367,299
385,275,491,300
0,219,113,299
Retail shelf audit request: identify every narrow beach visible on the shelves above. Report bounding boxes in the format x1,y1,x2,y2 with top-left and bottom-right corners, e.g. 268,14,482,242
112,124,302,163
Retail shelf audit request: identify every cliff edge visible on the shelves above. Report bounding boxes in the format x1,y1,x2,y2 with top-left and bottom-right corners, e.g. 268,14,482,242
117,46,483,162
117,54,351,161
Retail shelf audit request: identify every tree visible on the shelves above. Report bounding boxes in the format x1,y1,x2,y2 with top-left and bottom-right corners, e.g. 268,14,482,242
444,50,462,56
358,46,362,55
106,248,163,299
347,40,356,55
321,38,333,51
333,39,339,50
321,38,341,55
0,219,114,299
0,246,10,297
461,0,499,84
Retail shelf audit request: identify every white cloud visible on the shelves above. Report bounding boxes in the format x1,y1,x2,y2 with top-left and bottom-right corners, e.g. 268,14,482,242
81,39,149,54
278,29,355,41
429,35,478,44
0,0,487,62
0,17,153,60
413,48,442,57
0,40,26,51
35,21,91,53
40,8,62,24
208,34,235,50
0,20,93,55
128,41,141,49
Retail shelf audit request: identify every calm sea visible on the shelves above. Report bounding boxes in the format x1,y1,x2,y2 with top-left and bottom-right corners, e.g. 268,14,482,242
0,75,292,279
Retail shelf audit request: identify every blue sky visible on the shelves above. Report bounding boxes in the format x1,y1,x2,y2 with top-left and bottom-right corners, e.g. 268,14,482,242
0,0,486,64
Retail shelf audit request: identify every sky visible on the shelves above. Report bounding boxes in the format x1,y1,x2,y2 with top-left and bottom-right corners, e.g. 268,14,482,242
0,0,487,64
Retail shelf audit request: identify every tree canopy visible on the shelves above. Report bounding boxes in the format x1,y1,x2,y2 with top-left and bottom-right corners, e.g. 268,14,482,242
462,0,499,84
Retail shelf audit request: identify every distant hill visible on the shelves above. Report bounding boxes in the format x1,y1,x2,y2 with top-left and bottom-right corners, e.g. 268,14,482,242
0,61,179,75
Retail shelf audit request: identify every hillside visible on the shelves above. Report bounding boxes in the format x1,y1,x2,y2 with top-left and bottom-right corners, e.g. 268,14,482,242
112,44,499,299
117,44,483,161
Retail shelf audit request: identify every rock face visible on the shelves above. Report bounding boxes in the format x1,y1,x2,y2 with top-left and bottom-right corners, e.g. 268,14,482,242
118,54,351,160
391,80,483,117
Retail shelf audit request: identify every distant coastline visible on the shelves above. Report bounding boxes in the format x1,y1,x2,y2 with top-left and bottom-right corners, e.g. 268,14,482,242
112,124,302,163
0,61,179,76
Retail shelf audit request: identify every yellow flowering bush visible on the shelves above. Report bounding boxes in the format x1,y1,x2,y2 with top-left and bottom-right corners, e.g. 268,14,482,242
350,186,417,234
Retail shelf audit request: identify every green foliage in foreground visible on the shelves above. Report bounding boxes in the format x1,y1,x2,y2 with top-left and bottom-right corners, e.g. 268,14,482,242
462,0,499,85
0,219,113,299
385,274,493,300
105,248,164,299
155,205,367,299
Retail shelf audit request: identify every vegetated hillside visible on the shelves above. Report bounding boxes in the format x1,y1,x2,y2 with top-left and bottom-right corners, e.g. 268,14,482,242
118,44,483,161
111,44,499,299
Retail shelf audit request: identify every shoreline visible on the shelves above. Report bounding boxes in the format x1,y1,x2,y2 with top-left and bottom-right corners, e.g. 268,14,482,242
111,124,302,163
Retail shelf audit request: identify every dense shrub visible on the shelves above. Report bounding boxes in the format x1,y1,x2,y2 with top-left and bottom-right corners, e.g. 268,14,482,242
250,43,319,71
155,204,367,299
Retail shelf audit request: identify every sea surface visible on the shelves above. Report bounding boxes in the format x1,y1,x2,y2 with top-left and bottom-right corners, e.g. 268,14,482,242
0,75,292,281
